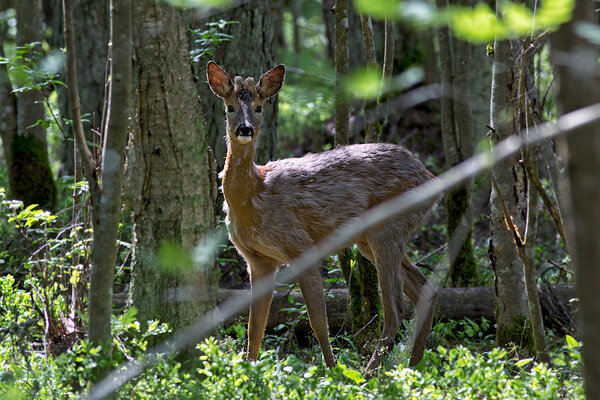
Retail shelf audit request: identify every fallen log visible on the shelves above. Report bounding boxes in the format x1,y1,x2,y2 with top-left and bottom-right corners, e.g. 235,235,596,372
217,284,576,334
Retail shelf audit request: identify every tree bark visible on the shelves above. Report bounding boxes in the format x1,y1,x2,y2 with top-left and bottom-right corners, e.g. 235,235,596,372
489,34,532,351
0,34,17,178
360,14,378,142
436,0,478,287
125,2,217,332
86,0,132,363
10,0,57,209
193,0,278,169
333,0,349,147
553,2,600,397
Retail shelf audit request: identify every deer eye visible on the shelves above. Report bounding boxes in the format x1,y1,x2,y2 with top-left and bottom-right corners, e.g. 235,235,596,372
227,105,234,113
255,105,262,113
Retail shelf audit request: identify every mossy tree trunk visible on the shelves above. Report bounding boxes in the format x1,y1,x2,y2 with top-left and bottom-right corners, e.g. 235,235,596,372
436,0,478,287
193,0,278,168
9,0,57,210
125,2,217,333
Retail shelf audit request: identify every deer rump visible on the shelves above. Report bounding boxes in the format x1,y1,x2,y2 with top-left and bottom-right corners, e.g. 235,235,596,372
223,142,437,264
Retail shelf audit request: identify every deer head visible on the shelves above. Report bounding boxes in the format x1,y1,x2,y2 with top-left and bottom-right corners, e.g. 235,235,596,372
207,61,285,145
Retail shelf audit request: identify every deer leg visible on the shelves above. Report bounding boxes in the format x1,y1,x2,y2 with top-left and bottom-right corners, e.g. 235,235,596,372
247,258,277,362
400,252,438,367
297,265,336,368
364,241,404,371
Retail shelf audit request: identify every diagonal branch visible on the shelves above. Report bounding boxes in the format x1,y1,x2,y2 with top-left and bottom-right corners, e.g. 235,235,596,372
85,102,600,400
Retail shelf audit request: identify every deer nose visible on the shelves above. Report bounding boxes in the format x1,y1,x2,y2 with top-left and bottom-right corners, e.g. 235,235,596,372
236,124,254,138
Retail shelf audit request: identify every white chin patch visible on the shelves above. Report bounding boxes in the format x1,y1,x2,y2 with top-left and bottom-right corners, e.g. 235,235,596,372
236,136,253,143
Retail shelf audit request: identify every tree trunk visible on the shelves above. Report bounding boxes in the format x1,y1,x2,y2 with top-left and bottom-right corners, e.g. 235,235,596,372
193,0,278,169
86,0,131,363
553,3,600,397
436,0,478,287
0,34,17,174
489,35,532,351
10,0,57,210
333,0,349,146
125,2,217,332
45,0,110,177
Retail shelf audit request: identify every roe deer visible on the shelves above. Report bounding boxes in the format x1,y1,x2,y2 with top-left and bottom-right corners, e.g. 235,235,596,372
206,61,438,369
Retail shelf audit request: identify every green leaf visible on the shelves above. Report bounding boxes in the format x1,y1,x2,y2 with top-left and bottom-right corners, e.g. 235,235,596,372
354,0,400,20
515,357,534,368
566,334,580,349
345,67,381,99
343,368,365,384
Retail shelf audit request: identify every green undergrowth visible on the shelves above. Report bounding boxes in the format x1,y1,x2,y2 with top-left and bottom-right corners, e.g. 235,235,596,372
0,307,584,400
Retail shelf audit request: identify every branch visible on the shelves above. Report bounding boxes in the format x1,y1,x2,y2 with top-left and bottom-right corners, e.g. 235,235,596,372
63,0,97,192
524,162,569,251
85,102,600,400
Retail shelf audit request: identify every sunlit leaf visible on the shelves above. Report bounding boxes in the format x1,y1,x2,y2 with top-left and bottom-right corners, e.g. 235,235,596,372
515,357,534,368
566,334,580,349
343,368,365,384
502,2,535,36
354,0,400,20
345,67,381,99
447,2,503,43
535,0,575,31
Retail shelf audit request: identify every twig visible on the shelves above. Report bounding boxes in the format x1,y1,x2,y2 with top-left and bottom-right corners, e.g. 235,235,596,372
415,244,447,265
547,259,574,276
524,162,569,251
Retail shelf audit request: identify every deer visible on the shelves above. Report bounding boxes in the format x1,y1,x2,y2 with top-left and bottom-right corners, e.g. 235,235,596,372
206,61,439,370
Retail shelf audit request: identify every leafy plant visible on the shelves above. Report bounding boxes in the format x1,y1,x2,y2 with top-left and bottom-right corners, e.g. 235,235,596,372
189,19,239,63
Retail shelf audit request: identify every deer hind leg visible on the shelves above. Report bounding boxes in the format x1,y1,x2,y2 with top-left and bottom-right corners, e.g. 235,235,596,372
297,265,336,368
246,256,277,363
360,236,405,371
400,252,438,367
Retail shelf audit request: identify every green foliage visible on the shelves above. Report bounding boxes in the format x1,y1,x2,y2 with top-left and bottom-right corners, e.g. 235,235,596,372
354,0,574,43
189,19,238,63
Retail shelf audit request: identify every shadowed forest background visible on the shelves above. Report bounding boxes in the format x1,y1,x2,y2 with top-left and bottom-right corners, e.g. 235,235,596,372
0,0,598,399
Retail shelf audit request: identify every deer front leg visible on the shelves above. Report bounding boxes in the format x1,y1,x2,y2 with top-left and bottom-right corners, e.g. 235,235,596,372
247,257,277,362
297,265,336,368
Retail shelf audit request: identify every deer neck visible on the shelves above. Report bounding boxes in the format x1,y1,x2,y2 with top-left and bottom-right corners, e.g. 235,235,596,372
222,140,262,212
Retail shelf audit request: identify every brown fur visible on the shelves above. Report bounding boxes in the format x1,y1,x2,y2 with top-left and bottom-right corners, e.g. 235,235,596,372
207,61,438,369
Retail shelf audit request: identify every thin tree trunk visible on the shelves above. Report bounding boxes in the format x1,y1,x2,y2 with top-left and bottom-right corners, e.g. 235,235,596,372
321,0,335,60
88,0,132,358
553,2,600,397
489,34,531,351
11,0,57,209
360,14,378,142
334,0,349,146
437,0,478,287
126,2,217,332
0,33,17,179
377,18,394,131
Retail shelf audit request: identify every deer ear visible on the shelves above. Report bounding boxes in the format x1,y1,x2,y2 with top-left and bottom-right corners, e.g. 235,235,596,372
256,64,285,99
207,61,233,98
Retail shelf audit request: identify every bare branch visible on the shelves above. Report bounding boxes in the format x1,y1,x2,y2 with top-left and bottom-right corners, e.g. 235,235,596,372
86,102,600,400
63,0,97,190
